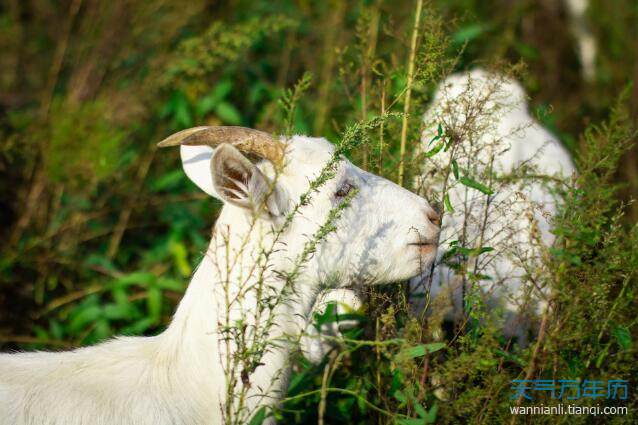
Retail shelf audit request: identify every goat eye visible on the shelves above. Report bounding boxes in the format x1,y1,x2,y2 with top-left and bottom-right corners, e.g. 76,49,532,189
335,182,354,198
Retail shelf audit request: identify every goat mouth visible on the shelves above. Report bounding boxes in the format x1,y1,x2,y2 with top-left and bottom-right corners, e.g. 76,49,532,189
408,242,437,247
408,241,438,256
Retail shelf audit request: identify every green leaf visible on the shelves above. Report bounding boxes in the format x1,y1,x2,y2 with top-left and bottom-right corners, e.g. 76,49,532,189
595,346,609,368
394,389,408,405
34,326,49,341
471,246,494,256
151,170,186,192
169,240,191,277
409,396,438,424
337,397,356,418
426,142,444,158
357,388,368,413
156,277,185,292
112,272,156,288
248,407,267,425
215,102,242,125
428,134,441,146
69,305,103,333
549,247,582,266
195,94,219,117
164,90,193,128
612,326,632,350
333,312,366,323
452,23,486,44
248,81,269,106
389,369,404,396
451,160,459,180
459,176,494,195
427,124,443,146
111,287,131,307
398,342,446,360
444,194,454,213
94,319,112,340
49,320,64,340
286,369,313,395
147,286,163,322
314,302,336,328
424,403,438,423
514,42,539,60
414,400,428,418
121,317,155,335
103,303,136,320
196,81,233,117
479,357,498,368
212,80,233,101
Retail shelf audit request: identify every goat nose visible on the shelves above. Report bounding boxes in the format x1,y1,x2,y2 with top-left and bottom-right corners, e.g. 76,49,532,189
426,208,441,228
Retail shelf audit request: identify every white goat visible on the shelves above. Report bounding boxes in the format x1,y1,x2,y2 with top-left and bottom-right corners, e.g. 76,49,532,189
411,69,575,342
303,69,575,357
0,126,440,424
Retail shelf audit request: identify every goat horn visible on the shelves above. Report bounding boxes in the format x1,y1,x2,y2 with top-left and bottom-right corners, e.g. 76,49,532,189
157,126,284,164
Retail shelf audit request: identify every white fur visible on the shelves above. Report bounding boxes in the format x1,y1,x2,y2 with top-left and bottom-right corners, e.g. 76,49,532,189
394,70,573,336
0,135,439,424
413,69,575,339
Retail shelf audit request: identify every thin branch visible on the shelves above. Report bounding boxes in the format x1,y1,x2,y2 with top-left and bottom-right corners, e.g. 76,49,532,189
397,0,423,186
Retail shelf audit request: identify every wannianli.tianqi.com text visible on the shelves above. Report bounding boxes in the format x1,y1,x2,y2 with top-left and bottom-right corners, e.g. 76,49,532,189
510,405,628,416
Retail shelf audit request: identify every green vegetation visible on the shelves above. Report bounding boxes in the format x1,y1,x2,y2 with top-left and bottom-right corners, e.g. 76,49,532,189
1,0,636,423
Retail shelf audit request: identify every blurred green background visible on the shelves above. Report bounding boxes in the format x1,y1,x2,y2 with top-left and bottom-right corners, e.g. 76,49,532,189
0,0,636,423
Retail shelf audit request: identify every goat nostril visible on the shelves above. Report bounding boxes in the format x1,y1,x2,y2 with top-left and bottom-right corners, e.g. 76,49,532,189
426,209,441,227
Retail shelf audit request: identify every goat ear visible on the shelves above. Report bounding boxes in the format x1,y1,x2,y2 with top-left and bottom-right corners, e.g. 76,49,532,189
180,144,219,197
211,144,288,216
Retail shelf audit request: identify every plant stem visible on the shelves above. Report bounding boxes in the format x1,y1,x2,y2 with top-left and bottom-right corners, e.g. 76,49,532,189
398,0,423,186
318,350,337,425
361,3,380,170
510,304,551,424
314,0,345,134
378,81,386,175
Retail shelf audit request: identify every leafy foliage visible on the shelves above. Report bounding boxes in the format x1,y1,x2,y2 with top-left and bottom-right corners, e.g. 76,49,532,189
0,0,636,424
